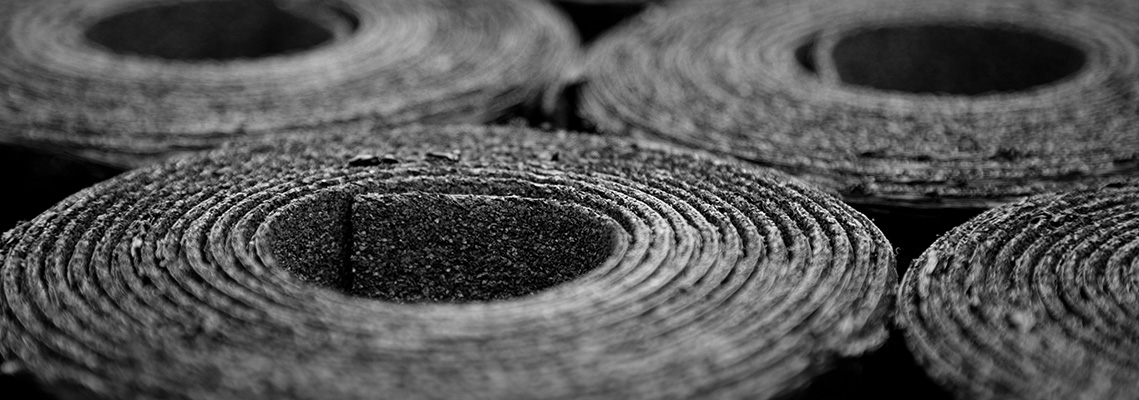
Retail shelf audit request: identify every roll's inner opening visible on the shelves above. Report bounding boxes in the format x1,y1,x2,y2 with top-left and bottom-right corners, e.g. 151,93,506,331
825,25,1086,95
84,0,359,60
267,191,617,303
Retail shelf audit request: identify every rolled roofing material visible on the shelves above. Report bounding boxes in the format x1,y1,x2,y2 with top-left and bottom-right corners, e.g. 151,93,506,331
898,183,1139,399
0,0,578,168
0,124,895,399
580,0,1139,211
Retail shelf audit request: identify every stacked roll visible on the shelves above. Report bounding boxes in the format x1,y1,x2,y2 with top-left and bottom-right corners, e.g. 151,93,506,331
0,0,578,168
0,124,895,399
898,183,1139,399
580,0,1139,211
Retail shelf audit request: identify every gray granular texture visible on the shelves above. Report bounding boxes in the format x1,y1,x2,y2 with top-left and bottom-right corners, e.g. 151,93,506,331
898,183,1139,399
580,0,1139,211
0,0,578,168
0,124,894,399
348,192,615,302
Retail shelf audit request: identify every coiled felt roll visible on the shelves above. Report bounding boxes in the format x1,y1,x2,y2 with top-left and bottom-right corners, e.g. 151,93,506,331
0,0,578,168
580,0,1139,211
897,184,1139,399
0,124,895,399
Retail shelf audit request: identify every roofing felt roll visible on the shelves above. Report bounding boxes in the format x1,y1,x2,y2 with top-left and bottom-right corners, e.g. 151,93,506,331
897,183,1139,399
579,0,1139,259
0,0,578,168
0,124,895,399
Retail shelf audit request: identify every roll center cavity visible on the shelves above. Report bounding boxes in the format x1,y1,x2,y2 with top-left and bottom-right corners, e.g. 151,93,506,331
266,191,618,303
84,0,360,60
817,25,1085,95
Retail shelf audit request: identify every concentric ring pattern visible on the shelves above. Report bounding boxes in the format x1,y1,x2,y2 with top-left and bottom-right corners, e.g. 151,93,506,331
581,0,1139,210
1,125,894,399
0,0,578,167
898,184,1139,399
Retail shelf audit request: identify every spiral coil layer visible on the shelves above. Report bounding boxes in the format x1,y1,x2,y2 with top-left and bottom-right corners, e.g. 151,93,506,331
580,0,1139,211
1,124,894,399
898,184,1139,399
0,0,578,167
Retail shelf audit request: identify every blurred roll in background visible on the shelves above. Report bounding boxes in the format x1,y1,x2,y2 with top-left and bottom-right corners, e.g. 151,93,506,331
0,0,579,231
580,0,1139,269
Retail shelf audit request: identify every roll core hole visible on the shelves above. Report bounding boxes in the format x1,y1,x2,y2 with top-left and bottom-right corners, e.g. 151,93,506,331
84,0,359,60
267,191,617,303
823,25,1086,95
